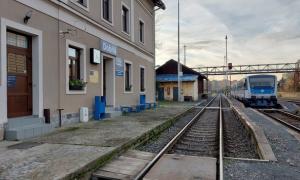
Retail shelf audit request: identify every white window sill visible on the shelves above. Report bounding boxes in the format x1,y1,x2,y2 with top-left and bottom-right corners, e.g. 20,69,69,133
101,17,114,27
66,89,87,95
122,30,131,37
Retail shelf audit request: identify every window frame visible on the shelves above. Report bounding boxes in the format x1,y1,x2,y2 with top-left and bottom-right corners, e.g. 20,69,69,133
66,39,87,95
70,0,90,12
121,2,131,35
101,0,114,26
140,65,146,93
138,18,145,44
124,60,133,93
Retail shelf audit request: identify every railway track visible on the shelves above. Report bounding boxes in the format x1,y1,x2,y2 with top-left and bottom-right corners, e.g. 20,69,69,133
259,109,300,132
134,95,224,180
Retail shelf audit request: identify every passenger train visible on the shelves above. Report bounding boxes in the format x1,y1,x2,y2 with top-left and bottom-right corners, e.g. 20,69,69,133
231,75,278,107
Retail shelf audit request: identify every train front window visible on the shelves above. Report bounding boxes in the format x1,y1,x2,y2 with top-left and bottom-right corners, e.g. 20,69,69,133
249,77,275,88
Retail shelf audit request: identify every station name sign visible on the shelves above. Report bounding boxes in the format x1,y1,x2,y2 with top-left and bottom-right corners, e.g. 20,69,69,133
100,40,117,56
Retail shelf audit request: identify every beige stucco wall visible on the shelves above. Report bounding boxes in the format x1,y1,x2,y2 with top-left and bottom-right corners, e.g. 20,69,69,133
160,81,198,101
0,0,156,126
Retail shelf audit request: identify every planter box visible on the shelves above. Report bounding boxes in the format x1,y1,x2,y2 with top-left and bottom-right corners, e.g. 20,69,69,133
69,85,84,91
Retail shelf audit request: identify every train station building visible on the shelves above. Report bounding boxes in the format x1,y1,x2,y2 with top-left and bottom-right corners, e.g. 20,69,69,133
156,59,208,101
0,0,165,140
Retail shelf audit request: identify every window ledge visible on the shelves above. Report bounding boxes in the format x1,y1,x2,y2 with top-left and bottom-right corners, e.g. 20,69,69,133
124,91,134,94
101,17,114,27
122,30,131,37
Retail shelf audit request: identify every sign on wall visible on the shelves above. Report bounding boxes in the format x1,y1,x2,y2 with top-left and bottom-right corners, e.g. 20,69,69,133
115,57,124,76
90,48,101,64
89,70,99,83
7,76,16,88
100,40,117,56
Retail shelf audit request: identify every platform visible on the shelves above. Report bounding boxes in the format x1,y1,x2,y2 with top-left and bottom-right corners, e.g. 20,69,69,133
0,102,195,179
144,154,216,180
225,98,300,179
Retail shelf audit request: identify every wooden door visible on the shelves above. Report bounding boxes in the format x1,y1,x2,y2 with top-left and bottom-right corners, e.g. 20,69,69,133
173,87,178,101
7,31,32,118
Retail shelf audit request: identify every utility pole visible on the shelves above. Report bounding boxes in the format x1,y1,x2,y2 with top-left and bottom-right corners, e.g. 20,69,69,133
177,0,182,102
184,45,187,65
225,35,228,95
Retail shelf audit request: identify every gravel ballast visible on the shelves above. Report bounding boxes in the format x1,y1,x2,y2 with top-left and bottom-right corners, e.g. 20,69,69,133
136,107,203,153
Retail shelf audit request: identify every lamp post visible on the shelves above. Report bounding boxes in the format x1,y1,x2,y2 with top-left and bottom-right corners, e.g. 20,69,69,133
225,35,228,95
177,0,182,102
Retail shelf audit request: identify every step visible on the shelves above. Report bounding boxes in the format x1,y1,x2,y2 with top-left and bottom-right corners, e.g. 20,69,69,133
7,116,44,129
5,123,55,141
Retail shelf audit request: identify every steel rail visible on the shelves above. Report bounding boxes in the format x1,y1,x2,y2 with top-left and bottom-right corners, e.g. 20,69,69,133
219,95,224,180
259,109,300,133
134,95,219,180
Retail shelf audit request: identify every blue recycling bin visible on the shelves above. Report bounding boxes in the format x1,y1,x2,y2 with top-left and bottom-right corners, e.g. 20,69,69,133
94,96,106,120
100,96,106,119
140,95,146,110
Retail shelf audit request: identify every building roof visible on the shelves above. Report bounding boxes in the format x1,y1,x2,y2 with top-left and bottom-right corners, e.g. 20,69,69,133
156,74,199,82
153,0,166,10
156,59,208,80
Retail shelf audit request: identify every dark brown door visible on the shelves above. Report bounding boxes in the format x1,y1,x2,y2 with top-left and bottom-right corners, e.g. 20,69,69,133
7,31,32,118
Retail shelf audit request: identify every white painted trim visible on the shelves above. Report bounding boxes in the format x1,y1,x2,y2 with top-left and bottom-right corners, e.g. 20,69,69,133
138,18,145,44
101,53,116,107
70,0,90,12
136,0,154,17
130,0,135,42
65,39,87,95
100,0,114,26
139,65,146,93
16,0,154,63
124,60,134,93
0,18,43,125
121,1,131,36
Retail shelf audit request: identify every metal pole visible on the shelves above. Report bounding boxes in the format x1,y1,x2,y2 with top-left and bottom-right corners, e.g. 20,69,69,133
225,35,228,96
177,0,181,102
184,45,186,65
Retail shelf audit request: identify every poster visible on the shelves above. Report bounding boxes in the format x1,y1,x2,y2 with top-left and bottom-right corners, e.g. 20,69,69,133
115,57,124,76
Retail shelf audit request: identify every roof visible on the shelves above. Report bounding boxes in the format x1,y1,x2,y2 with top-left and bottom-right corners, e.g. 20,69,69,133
156,59,208,80
156,74,199,82
153,0,166,10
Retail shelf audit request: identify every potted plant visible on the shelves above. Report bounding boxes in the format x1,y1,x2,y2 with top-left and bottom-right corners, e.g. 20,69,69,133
69,79,87,91
126,85,132,91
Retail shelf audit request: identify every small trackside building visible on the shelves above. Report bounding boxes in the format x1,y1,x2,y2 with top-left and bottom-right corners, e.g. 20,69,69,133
156,59,208,101
0,0,165,140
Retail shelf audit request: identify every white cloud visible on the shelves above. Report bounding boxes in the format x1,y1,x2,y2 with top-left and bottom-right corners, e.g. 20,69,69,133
156,0,300,76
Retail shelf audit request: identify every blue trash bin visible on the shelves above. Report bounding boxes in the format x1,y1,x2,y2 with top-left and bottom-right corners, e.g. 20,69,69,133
94,96,101,120
140,95,146,110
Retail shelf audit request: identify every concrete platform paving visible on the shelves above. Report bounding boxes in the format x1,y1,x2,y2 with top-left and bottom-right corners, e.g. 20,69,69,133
144,154,217,180
0,102,195,180
225,99,300,180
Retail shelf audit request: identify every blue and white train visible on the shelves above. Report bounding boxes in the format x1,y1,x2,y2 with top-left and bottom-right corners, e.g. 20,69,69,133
231,75,278,107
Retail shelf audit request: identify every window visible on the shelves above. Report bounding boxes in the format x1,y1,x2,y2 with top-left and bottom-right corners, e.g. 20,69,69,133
125,62,132,92
71,0,89,11
7,32,28,48
77,0,87,7
122,5,130,34
68,46,80,81
102,0,113,23
140,67,145,92
139,20,144,43
66,40,86,94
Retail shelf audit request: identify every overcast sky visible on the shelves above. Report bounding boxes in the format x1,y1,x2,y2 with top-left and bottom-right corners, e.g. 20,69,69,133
155,0,300,79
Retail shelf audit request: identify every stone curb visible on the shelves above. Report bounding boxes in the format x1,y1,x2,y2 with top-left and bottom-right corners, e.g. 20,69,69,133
62,106,195,179
232,105,277,161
